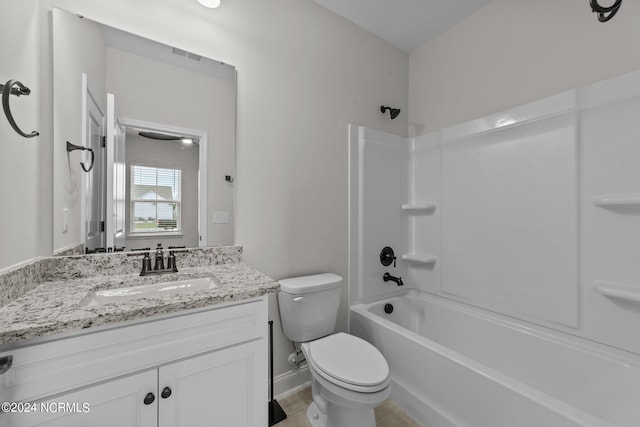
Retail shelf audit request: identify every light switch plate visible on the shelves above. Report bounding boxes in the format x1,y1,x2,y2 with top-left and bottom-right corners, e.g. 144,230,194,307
212,211,229,224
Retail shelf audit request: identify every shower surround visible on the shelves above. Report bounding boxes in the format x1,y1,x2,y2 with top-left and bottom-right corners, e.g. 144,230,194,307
348,70,640,426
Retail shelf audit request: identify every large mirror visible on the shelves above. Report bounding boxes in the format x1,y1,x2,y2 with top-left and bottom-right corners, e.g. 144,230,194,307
52,8,236,255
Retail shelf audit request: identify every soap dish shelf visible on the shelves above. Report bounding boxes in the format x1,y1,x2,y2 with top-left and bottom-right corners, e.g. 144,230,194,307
594,280,640,303
402,254,437,265
402,203,436,213
593,195,640,208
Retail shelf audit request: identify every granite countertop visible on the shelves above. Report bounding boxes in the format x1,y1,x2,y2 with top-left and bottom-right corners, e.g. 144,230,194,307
0,262,279,346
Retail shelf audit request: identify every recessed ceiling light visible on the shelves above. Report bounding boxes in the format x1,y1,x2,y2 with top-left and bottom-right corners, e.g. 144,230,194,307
197,0,221,8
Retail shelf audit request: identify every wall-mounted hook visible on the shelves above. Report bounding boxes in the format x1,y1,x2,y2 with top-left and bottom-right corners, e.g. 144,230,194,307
590,0,622,22
1,79,39,138
66,141,95,172
225,175,234,183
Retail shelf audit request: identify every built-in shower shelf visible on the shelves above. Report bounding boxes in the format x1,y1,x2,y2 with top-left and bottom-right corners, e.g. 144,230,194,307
594,280,640,303
402,254,437,265
593,195,640,208
401,203,436,213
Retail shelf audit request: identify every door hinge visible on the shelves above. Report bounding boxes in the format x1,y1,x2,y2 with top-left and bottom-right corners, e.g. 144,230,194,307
101,136,106,148
100,221,105,232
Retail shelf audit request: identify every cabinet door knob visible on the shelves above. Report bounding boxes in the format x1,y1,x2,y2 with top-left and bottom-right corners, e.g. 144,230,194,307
0,355,13,375
143,392,155,405
161,386,172,399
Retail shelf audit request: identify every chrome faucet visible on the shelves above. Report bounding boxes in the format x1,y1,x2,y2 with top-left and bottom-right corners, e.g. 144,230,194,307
383,272,403,286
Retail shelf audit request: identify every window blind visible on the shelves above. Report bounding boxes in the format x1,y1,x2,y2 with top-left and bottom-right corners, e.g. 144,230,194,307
130,165,182,233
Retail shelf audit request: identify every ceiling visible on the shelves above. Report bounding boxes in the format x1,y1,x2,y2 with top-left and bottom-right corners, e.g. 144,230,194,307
313,0,493,53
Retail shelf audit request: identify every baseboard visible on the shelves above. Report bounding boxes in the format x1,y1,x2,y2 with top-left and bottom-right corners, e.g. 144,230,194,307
272,363,311,400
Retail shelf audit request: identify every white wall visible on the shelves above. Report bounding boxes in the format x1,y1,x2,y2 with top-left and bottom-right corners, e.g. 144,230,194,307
409,0,640,135
0,0,40,270
14,0,409,389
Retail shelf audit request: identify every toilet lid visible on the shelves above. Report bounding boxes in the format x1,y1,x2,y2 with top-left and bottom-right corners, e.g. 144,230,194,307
308,333,389,387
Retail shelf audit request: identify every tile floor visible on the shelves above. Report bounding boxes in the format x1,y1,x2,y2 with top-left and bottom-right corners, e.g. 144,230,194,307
272,387,422,427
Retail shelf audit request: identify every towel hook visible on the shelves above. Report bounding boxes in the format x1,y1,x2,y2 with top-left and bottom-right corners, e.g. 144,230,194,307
1,79,39,138
66,141,95,172
590,0,622,22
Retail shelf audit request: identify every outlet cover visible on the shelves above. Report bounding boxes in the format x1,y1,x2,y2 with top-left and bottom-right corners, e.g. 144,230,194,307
212,211,230,224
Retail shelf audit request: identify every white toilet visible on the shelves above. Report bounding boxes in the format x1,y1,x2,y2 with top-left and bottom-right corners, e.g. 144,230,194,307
278,273,390,427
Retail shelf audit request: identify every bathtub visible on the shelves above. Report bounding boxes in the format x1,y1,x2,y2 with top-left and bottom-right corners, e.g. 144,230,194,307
350,291,640,427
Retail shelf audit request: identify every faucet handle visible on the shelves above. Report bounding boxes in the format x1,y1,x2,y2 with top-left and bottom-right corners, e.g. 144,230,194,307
167,250,178,272
380,246,397,267
141,252,152,275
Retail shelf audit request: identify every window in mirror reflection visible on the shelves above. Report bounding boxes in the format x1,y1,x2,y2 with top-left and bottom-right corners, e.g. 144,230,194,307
131,165,182,234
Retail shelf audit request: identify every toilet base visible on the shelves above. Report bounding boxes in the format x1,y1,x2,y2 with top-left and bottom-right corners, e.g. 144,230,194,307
306,401,377,427
307,402,327,427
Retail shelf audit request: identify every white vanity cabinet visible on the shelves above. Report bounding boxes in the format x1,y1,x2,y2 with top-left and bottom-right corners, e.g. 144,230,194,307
8,369,159,427
0,296,268,427
159,339,264,427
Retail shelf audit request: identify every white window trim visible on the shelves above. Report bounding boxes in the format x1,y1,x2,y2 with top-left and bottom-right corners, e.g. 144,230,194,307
129,164,182,236
127,231,184,238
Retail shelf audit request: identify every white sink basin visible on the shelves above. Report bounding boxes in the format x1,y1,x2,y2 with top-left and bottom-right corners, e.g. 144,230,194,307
81,276,219,307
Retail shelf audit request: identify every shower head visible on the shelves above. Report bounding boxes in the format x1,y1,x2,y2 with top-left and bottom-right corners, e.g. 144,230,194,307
380,105,401,120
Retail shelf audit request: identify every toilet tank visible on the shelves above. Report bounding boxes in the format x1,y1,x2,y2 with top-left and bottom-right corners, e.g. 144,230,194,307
277,273,342,343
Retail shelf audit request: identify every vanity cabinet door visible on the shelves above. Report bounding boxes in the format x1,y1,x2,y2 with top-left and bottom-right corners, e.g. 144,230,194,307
3,370,157,427
158,339,267,427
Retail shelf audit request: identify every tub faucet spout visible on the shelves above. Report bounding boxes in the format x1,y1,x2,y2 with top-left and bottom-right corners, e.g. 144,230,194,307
383,272,403,286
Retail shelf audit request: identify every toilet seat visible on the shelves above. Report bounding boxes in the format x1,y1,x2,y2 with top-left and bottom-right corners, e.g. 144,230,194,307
306,333,389,393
